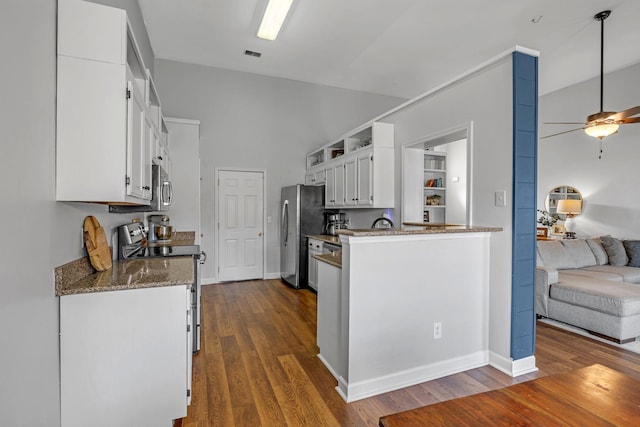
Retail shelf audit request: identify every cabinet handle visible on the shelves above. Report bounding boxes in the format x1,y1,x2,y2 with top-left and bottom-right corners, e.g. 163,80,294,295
157,156,163,160
143,186,150,190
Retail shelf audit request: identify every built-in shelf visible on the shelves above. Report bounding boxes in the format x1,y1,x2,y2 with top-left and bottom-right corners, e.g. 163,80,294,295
423,150,447,223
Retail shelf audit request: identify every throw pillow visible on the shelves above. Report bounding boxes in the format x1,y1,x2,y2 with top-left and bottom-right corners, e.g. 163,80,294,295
623,240,640,267
599,236,629,266
586,238,608,265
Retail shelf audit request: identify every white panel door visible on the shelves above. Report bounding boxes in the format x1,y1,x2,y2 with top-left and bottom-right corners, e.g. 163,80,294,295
218,170,264,281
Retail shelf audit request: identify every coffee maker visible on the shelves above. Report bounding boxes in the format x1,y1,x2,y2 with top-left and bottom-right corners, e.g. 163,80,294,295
147,214,172,243
324,212,347,236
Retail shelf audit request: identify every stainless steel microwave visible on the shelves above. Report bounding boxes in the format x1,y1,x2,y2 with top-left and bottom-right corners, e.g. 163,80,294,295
151,164,172,211
109,165,172,213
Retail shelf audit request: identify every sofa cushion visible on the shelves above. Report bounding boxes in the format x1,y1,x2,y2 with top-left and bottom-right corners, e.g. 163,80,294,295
582,265,640,284
586,238,608,265
560,239,597,268
550,278,640,317
623,240,640,268
559,270,623,282
600,236,628,266
537,241,576,269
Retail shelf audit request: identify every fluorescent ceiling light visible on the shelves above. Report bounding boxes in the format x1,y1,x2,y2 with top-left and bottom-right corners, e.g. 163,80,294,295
257,0,293,40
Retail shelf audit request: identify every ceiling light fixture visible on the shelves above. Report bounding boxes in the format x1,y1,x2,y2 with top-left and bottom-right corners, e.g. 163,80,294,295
584,122,619,139
257,0,293,41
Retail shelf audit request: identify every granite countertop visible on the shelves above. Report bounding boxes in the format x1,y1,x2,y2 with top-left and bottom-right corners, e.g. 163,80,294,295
314,251,342,269
307,234,342,245
338,224,503,237
56,257,194,296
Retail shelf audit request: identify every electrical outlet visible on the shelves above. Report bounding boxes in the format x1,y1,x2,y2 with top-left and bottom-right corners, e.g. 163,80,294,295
495,190,506,207
433,322,442,339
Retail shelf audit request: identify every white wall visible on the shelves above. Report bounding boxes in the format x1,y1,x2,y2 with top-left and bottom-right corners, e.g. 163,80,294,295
382,56,516,361
0,1,155,424
153,60,404,281
539,62,640,239
444,139,468,224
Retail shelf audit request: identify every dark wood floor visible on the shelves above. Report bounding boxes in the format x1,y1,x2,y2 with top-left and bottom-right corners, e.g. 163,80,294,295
181,279,640,426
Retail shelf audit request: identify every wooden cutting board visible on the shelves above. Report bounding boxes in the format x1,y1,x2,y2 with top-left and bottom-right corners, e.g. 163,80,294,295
83,216,113,271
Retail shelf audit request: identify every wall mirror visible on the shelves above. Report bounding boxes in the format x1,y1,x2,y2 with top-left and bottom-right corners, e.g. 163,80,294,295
544,186,582,218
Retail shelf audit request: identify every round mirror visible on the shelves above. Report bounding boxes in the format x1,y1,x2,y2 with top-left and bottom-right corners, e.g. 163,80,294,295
544,186,582,218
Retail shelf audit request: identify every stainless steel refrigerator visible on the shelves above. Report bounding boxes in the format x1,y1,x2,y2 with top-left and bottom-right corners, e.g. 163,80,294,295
281,185,325,288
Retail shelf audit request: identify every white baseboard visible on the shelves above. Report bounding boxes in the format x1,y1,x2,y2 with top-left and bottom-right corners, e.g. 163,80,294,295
341,351,488,402
201,273,281,284
317,354,339,381
489,352,538,377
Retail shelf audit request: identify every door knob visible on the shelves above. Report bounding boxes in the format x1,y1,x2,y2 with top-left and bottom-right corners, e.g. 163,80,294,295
258,232,263,236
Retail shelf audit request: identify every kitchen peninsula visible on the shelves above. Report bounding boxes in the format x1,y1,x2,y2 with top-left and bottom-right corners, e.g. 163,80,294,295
315,225,502,402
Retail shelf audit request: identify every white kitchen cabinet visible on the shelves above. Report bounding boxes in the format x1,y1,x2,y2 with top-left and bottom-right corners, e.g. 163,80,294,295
308,122,394,209
307,238,323,291
166,118,201,243
356,151,373,206
56,0,152,204
305,165,326,185
60,285,190,426
344,155,358,206
325,159,345,207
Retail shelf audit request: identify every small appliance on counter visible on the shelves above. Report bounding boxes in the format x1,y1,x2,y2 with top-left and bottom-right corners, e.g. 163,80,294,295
147,214,172,243
116,221,206,353
324,212,347,236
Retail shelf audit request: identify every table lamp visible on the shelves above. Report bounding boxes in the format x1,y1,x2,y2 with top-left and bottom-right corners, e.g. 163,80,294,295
556,199,582,239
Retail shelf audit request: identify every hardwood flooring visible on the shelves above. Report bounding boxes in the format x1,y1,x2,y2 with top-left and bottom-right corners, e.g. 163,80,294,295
180,279,640,426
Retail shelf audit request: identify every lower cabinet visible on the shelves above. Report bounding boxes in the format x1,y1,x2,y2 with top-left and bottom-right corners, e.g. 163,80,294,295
307,238,323,291
60,286,191,427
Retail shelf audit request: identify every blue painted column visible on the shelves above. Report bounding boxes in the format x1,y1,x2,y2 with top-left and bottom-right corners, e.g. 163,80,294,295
511,52,538,359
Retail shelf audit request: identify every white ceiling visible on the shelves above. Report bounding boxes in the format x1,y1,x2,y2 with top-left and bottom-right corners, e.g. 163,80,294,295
138,0,640,99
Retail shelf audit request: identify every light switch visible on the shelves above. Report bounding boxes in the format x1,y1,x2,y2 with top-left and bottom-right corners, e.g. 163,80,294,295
495,190,506,207
267,216,272,224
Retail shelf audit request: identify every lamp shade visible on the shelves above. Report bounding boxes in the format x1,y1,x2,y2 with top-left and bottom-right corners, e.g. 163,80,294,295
585,123,619,139
556,199,582,215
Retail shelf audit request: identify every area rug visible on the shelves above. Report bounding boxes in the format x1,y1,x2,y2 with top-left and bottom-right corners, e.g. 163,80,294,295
538,318,640,355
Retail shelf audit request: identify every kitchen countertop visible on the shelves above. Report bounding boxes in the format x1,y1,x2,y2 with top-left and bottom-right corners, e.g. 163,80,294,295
56,257,194,296
314,251,342,269
307,234,342,245
338,224,502,237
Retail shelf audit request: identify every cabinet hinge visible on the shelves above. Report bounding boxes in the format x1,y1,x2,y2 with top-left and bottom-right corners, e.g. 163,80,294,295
187,389,191,397
125,176,130,186
187,324,191,332
126,88,131,99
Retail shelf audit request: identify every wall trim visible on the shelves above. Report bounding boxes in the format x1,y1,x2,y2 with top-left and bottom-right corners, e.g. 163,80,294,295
339,351,489,403
489,351,538,377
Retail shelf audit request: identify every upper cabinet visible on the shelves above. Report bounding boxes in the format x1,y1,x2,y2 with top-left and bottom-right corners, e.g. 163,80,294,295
56,0,165,205
306,122,394,208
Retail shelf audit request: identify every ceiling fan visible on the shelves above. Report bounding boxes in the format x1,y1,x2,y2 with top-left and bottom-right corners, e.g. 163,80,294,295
541,10,640,148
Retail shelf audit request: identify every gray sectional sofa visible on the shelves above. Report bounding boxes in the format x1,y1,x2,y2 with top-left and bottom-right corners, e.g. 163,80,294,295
535,237,640,343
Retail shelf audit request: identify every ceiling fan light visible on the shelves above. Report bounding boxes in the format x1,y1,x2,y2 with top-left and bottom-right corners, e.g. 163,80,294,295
584,123,619,139
257,0,293,41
